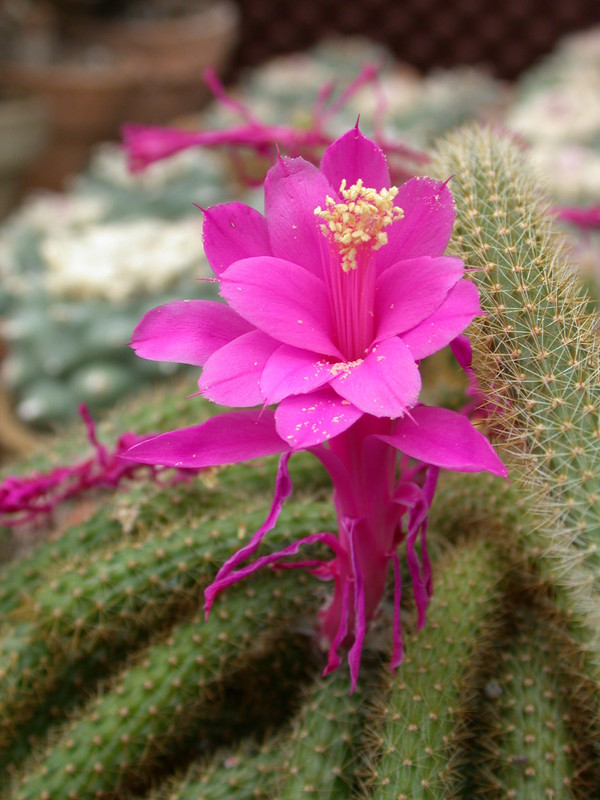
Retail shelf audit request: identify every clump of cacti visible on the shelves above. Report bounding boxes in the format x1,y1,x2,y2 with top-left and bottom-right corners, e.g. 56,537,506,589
1,120,600,800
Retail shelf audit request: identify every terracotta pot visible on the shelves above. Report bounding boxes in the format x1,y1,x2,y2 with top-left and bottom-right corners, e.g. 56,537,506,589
0,94,48,215
0,57,138,189
91,0,240,123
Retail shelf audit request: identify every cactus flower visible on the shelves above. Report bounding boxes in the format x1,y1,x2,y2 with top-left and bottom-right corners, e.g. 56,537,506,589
124,126,506,688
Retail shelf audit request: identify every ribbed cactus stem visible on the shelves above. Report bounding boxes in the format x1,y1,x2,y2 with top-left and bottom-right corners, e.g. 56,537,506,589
0,501,334,769
146,739,283,800
31,501,333,645
275,666,368,799
468,606,578,799
11,573,319,800
361,538,507,799
148,666,372,800
432,126,600,658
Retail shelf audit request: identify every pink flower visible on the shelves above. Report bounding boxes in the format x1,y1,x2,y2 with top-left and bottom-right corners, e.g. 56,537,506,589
124,126,506,689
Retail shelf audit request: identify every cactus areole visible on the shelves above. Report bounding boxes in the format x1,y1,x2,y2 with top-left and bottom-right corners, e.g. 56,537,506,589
124,125,506,689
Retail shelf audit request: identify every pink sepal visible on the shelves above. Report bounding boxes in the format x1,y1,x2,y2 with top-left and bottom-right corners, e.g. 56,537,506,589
323,581,351,677
205,530,342,613
393,467,438,630
204,452,293,616
347,518,367,694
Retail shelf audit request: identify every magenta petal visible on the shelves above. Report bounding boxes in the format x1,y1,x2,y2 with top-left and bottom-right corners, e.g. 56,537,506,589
320,126,391,192
380,406,508,477
264,156,332,276
376,177,456,271
394,482,430,630
401,280,482,360
121,410,288,468
199,330,279,407
275,389,362,448
220,256,341,357
202,202,272,277
260,345,333,404
130,300,253,366
375,256,465,341
122,123,205,171
330,337,421,418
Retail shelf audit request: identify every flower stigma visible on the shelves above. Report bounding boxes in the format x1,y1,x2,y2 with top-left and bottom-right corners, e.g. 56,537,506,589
315,178,404,272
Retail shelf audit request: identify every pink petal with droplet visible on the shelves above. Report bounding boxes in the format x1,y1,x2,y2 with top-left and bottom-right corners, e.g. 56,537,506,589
275,388,362,449
375,256,465,341
376,177,456,272
220,256,341,358
121,410,288,468
130,300,253,366
199,330,280,407
202,202,272,277
320,125,391,192
330,337,421,418
401,280,482,360
260,344,333,404
264,156,332,277
379,405,508,476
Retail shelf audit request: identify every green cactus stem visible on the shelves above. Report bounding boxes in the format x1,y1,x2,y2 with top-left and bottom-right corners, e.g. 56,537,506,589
361,538,508,799
0,501,335,772
11,572,319,800
274,665,370,799
144,739,284,800
432,126,600,658
467,605,578,799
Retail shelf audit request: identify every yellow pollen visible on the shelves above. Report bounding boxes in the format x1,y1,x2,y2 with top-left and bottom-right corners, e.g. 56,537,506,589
315,178,404,272
330,358,364,377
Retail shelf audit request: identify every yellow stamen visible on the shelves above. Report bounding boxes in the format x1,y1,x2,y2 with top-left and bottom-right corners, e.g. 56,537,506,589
314,179,404,272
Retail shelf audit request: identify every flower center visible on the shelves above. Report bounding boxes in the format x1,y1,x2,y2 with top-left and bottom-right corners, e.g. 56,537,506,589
314,179,404,272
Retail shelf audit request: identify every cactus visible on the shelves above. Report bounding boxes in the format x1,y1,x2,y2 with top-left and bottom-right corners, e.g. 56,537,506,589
467,605,579,800
360,538,508,799
432,126,600,664
4,122,600,798
0,498,334,776
148,664,373,800
10,574,318,800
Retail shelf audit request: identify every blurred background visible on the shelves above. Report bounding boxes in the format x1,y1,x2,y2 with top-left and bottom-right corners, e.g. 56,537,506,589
1,0,600,450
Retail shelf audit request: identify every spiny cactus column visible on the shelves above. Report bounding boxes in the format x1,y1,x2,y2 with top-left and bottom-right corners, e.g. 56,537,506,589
432,126,600,657
468,605,578,800
360,538,508,799
11,572,319,800
148,665,373,800
146,739,283,800
275,666,368,799
0,500,335,775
